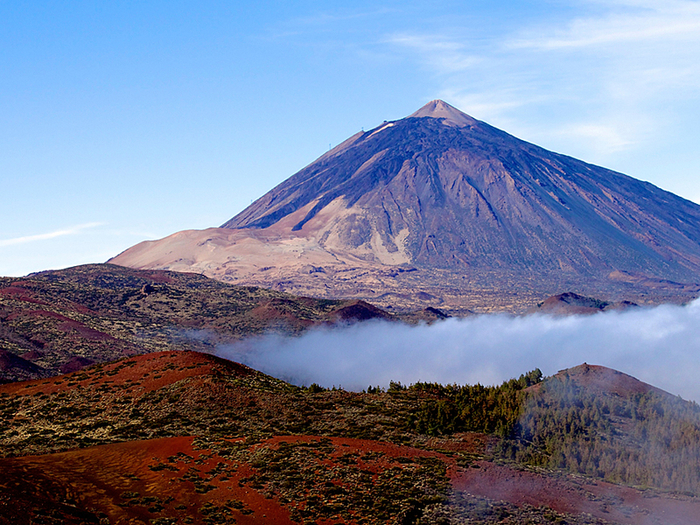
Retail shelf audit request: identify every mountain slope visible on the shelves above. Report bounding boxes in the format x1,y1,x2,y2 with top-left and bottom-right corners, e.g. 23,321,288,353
111,100,700,312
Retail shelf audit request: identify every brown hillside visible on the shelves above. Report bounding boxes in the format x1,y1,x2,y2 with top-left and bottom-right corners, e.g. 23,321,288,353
534,292,639,315
0,264,396,382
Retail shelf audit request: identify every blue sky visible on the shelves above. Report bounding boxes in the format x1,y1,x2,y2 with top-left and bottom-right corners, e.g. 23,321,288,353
2,0,700,276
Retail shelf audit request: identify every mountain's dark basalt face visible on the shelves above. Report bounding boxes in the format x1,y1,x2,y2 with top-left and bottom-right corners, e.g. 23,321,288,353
223,100,700,282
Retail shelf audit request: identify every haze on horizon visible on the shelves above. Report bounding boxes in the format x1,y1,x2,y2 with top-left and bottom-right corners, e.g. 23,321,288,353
2,1,700,276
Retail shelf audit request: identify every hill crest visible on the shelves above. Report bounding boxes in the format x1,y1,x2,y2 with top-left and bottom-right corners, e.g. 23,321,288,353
551,363,671,398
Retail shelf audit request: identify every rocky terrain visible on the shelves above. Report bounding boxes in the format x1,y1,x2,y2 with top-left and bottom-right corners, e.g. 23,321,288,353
532,292,639,315
2,350,700,524
0,264,401,383
112,100,700,313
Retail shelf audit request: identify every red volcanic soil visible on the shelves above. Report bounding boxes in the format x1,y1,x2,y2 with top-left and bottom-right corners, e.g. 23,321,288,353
424,432,494,454
454,461,700,525
59,355,95,374
0,285,48,305
248,302,316,326
2,351,697,524
0,436,295,525
0,284,97,316
0,350,251,397
330,300,392,322
5,309,118,346
524,363,672,401
0,435,454,525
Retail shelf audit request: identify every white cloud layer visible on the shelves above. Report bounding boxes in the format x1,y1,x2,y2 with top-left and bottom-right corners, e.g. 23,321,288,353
219,299,700,402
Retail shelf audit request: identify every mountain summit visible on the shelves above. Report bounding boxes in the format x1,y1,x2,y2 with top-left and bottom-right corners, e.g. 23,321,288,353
407,99,478,127
111,101,700,312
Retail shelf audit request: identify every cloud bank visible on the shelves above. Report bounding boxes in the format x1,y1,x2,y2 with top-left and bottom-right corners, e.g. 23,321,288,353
218,299,700,402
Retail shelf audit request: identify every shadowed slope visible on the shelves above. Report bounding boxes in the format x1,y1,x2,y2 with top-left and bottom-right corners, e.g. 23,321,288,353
533,292,638,315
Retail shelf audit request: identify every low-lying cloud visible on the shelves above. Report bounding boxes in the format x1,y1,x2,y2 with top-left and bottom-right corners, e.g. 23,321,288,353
218,299,700,402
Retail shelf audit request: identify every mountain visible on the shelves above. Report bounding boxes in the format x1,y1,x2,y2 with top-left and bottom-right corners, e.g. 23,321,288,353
111,100,700,313
3,352,700,524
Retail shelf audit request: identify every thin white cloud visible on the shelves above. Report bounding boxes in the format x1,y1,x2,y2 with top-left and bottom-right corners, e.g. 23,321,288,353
0,223,104,248
556,123,636,155
511,14,700,51
387,33,481,74
441,88,545,127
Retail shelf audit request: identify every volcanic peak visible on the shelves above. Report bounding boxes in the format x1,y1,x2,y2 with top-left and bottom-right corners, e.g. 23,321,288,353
110,99,700,312
408,99,478,127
